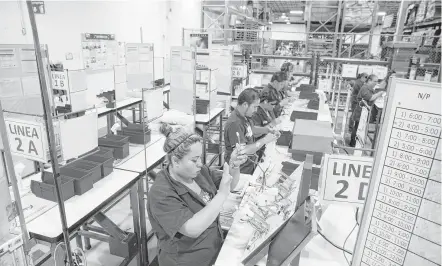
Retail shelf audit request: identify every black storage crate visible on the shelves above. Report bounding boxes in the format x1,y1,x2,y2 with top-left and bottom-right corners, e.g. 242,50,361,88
68,160,102,183
43,168,94,195
98,135,129,159
31,177,75,202
83,154,114,178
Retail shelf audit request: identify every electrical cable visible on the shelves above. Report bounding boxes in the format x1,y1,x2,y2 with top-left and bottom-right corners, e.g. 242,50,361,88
317,229,353,255
343,222,358,266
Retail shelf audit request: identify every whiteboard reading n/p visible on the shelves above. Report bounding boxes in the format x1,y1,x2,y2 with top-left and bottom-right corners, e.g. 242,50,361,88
352,78,441,266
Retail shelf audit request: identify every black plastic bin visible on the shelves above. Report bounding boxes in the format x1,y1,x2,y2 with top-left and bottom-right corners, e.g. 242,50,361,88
95,146,114,158
117,128,151,145
43,168,94,195
31,177,75,202
83,154,114,178
68,160,102,183
98,135,129,159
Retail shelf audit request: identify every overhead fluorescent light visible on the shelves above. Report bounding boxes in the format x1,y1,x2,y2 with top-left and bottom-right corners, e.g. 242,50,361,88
290,10,303,15
377,11,386,16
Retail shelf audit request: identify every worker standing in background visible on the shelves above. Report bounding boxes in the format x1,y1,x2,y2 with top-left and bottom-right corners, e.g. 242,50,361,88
349,73,368,131
349,74,385,147
224,88,279,174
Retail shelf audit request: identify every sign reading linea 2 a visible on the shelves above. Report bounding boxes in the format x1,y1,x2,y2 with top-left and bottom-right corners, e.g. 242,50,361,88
320,154,373,207
5,119,47,162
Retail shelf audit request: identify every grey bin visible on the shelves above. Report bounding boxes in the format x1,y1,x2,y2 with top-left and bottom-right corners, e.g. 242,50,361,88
95,146,114,158
98,135,129,159
82,154,114,178
43,168,94,195
117,128,151,145
31,177,75,202
67,160,102,183
109,232,138,258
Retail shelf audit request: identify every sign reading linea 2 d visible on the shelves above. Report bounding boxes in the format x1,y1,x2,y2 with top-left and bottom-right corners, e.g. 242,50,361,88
5,119,46,162
319,154,373,207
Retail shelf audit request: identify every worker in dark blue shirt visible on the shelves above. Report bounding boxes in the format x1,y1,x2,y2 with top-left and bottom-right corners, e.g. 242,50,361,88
224,88,279,174
147,124,247,266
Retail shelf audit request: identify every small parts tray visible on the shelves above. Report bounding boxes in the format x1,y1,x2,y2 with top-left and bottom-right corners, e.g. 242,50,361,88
43,168,94,196
67,160,102,183
117,128,151,145
95,146,114,158
98,135,129,159
83,154,114,178
31,177,75,202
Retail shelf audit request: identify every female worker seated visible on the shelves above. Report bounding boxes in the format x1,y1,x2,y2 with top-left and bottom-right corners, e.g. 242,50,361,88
349,74,385,147
224,88,279,174
147,123,247,266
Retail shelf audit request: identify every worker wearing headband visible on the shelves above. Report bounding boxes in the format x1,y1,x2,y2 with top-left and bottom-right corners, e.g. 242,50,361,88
147,123,247,266
224,88,279,175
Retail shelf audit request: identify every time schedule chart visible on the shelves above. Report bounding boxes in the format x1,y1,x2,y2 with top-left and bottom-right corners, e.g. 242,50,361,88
352,79,441,266
362,111,441,266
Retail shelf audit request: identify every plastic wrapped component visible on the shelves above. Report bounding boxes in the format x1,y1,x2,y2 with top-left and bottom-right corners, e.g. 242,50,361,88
98,135,129,159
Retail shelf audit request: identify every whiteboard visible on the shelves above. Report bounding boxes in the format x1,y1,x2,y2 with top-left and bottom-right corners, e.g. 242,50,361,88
352,78,441,266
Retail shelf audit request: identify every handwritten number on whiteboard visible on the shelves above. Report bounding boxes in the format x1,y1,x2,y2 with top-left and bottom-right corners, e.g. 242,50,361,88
335,180,349,199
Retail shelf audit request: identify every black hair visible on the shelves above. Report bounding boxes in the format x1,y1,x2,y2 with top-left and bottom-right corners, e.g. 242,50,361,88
271,72,286,83
280,62,293,72
357,72,368,79
159,123,202,166
237,88,260,105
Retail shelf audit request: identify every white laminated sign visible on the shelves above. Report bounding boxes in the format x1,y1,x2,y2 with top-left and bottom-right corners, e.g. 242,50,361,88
352,79,441,266
5,119,47,162
319,154,373,207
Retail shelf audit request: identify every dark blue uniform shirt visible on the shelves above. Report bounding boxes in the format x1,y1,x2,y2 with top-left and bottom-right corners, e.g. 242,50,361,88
147,165,224,266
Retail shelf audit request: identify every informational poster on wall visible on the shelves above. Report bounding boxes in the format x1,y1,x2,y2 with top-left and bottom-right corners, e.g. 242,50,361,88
210,47,233,94
352,79,441,266
342,64,358,78
125,43,154,90
319,155,373,207
81,33,124,70
0,44,52,114
170,46,195,115
187,32,212,51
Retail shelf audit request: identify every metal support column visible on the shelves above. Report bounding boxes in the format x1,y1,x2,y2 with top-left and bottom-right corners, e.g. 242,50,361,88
367,1,379,58
223,0,230,45
304,1,312,56
394,0,410,42
332,0,343,57
25,0,74,264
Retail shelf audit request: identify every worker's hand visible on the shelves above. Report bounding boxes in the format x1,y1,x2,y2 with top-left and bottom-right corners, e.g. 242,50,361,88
230,144,248,168
219,163,233,195
263,133,279,144
280,98,290,106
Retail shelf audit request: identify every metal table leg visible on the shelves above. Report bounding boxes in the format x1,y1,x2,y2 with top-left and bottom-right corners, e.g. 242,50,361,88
218,114,223,166
137,179,148,266
129,185,142,266
202,125,208,165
